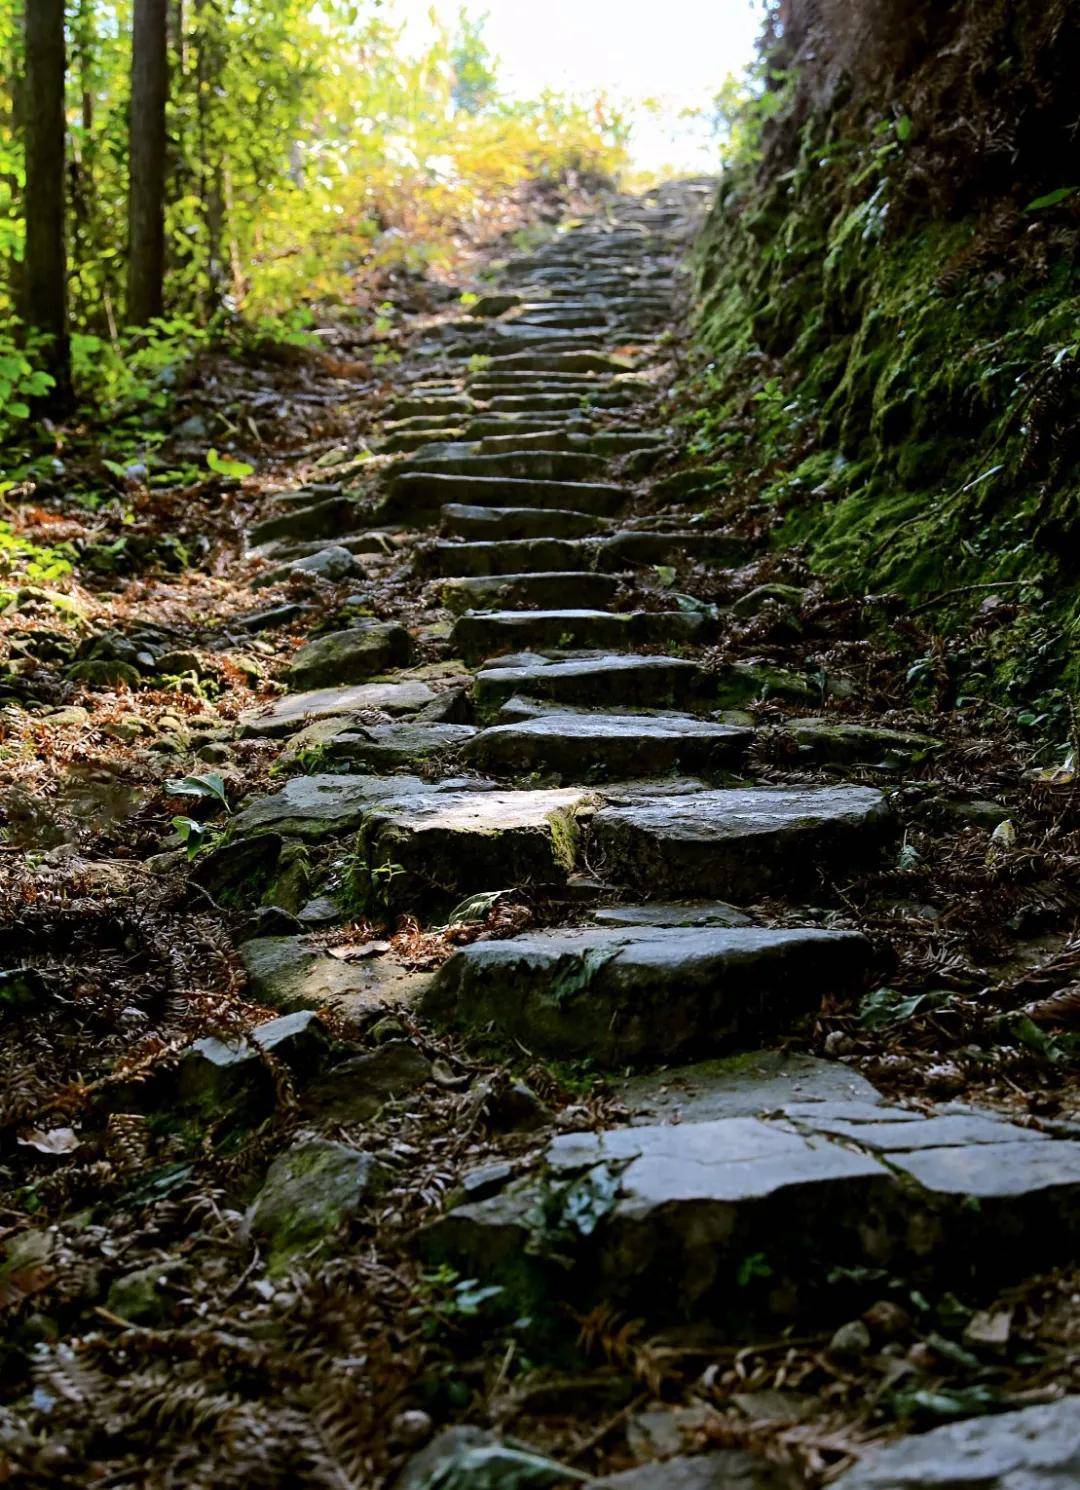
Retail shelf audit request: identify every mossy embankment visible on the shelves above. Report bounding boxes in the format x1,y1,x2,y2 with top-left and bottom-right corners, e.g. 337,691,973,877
685,1,1080,715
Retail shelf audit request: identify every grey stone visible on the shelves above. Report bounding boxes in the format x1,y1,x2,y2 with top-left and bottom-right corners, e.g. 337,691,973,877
596,529,748,570
831,1398,1080,1490
440,571,618,615
589,785,891,897
424,924,872,1065
404,447,606,482
231,773,430,841
254,544,363,588
244,1138,388,1267
355,786,593,908
782,718,942,765
303,1040,432,1123
175,1010,329,1109
396,1427,584,1490
475,654,709,715
594,1453,788,1490
441,503,600,541
107,1262,187,1326
418,538,594,578
617,1051,883,1125
383,472,626,521
731,584,809,617
286,623,413,690
323,721,476,770
465,711,751,780
240,936,432,1013
240,680,440,737
249,496,360,548
451,608,707,662
593,901,754,929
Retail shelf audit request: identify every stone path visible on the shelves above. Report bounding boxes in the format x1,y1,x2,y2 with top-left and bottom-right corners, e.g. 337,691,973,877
224,183,1079,1483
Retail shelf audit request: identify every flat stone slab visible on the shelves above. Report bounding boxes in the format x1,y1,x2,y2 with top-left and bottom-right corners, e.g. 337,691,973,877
418,538,595,578
424,1106,1080,1326
285,623,413,691
441,503,601,540
356,787,594,907
589,785,892,897
450,608,708,662
440,572,618,616
403,448,606,482
240,935,431,1013
464,710,752,780
475,655,711,715
383,472,626,520
423,924,872,1064
596,529,749,570
594,1453,788,1490
240,681,440,738
833,1399,1080,1490
780,717,943,764
617,1051,883,1125
593,901,755,929
319,721,476,770
231,773,435,841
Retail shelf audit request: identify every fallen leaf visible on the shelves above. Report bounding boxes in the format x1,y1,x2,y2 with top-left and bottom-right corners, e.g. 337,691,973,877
327,941,391,961
17,1127,80,1155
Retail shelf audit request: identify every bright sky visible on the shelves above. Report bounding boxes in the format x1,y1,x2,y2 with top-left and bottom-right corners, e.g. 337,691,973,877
387,0,763,171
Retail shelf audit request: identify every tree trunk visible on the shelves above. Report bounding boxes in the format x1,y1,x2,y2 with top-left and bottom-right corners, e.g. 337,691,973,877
195,0,226,315
23,0,71,404
127,0,169,327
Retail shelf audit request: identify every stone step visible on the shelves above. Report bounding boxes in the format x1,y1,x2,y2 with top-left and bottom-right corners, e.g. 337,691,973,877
389,394,472,420
285,622,413,691
380,427,465,454
439,572,619,616
475,653,711,714
424,924,872,1064
449,607,709,663
441,504,601,541
470,351,634,375
239,679,445,737
248,496,361,549
399,448,607,482
355,785,592,908
423,1099,1080,1329
589,785,891,897
463,709,752,780
417,538,595,578
463,418,591,441
381,473,626,522
595,528,751,569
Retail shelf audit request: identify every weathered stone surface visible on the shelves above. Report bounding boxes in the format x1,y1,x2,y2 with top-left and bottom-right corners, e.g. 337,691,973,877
441,503,600,540
396,1427,583,1490
232,773,427,840
286,623,414,691
253,543,363,588
424,924,872,1064
175,1010,329,1108
418,537,594,578
475,655,710,714
593,901,754,929
249,496,359,548
403,447,606,482
589,785,891,897
241,680,440,737
440,571,618,615
245,1138,388,1267
464,710,751,780
241,935,432,1013
303,1041,432,1123
617,1051,883,1125
594,1452,789,1490
384,471,626,521
451,608,708,662
596,529,749,570
357,787,592,906
781,718,942,764
322,721,476,770
831,1398,1080,1490
107,1262,188,1327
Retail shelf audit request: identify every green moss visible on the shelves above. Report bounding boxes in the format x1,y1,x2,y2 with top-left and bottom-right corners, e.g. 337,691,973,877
687,98,1080,707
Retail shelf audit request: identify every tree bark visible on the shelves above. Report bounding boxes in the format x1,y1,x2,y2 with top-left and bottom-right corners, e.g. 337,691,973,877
195,0,226,314
23,0,71,403
127,0,169,326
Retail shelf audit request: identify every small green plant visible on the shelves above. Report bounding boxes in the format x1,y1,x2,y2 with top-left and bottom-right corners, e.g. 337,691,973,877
414,1265,505,1337
338,853,407,914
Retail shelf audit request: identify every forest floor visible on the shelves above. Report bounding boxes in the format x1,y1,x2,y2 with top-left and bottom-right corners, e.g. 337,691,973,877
0,180,1078,1490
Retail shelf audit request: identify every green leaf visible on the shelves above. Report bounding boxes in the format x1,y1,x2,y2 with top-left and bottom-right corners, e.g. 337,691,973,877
171,816,210,859
895,114,912,141
165,772,229,809
1024,186,1077,212
206,449,255,479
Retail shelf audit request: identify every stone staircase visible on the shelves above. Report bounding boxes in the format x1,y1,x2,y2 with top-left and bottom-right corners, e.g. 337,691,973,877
230,181,1079,1482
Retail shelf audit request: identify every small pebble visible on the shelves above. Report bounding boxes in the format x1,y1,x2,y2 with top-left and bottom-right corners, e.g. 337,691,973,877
828,1319,872,1358
391,1408,433,1449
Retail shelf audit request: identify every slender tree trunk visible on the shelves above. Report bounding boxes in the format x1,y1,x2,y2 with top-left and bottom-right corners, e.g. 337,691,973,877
23,0,71,404
127,0,169,326
2,3,25,313
195,0,225,315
